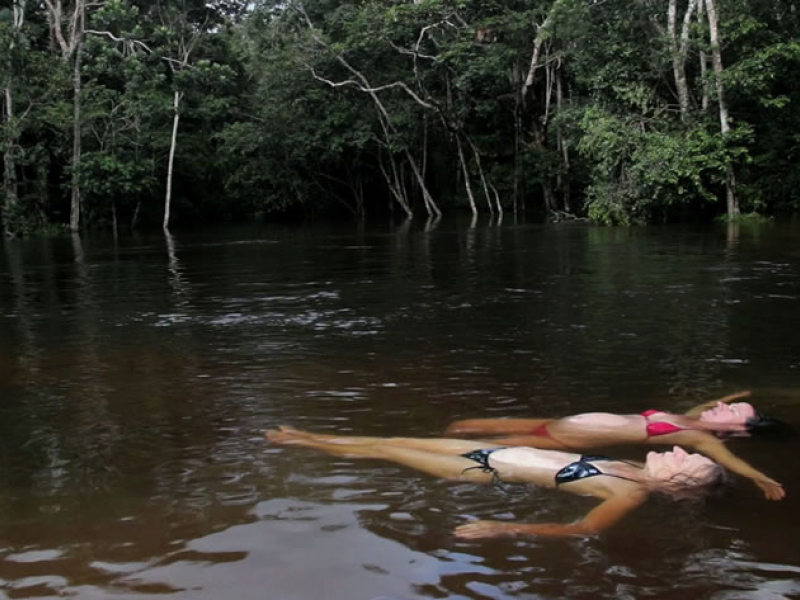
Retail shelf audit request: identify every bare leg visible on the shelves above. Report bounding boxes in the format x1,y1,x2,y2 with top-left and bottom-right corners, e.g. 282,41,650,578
482,434,569,449
276,427,495,455
271,426,494,455
266,429,494,482
445,418,552,436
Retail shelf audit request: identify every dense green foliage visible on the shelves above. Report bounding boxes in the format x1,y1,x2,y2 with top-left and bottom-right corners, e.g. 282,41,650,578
2,0,800,235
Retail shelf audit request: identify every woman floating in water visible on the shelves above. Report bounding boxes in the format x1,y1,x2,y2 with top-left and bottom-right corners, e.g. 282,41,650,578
444,391,788,500
267,427,727,538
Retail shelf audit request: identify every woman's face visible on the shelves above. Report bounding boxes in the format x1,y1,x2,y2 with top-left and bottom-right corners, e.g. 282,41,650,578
700,401,756,424
645,446,717,483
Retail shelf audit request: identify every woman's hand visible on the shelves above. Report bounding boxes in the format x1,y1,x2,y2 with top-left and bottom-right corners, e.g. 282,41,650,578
454,520,520,539
455,494,647,539
756,477,786,500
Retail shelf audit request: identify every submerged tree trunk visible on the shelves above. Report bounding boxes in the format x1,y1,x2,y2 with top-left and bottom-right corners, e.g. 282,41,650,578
163,90,182,230
704,0,739,218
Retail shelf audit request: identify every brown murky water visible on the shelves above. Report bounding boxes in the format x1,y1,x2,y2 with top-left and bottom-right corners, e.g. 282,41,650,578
1,220,799,600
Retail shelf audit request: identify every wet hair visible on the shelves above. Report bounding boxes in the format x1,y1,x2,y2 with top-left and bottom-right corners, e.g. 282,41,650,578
653,463,730,501
745,413,796,441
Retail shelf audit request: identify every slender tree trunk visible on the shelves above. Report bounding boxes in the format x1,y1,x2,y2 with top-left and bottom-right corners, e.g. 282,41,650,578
542,181,555,215
668,0,697,119
164,90,182,230
36,162,48,222
522,0,567,103
378,152,412,218
4,0,26,236
455,134,478,216
421,113,428,181
489,183,502,218
3,83,18,236
466,136,495,215
704,0,739,217
403,147,440,218
132,199,141,229
698,0,709,110
555,68,571,213
513,66,522,217
531,120,555,215
43,0,87,230
69,41,82,232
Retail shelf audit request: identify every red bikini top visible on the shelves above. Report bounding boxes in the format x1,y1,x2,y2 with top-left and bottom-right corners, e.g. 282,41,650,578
642,410,685,436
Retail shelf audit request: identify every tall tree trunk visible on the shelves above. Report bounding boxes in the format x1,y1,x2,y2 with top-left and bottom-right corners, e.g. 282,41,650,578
3,0,27,236
421,113,428,181
704,0,739,218
163,90,182,230
531,119,556,215
698,0,710,110
43,0,86,230
35,162,48,222
69,42,82,232
513,67,522,217
44,0,86,233
522,0,567,103
555,67,571,213
668,0,697,119
3,83,18,236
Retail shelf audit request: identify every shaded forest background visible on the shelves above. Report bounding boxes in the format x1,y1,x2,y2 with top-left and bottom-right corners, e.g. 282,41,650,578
3,0,800,236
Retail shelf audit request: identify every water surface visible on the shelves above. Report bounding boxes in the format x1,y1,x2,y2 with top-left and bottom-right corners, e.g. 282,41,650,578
1,220,799,599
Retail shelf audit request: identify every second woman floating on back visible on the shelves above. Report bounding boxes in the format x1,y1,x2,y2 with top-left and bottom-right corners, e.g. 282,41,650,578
267,426,728,538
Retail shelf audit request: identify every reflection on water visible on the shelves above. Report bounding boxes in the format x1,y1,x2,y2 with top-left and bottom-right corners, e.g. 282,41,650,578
1,220,800,599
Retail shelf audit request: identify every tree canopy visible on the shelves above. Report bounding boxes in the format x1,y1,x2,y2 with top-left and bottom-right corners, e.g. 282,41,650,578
3,0,800,235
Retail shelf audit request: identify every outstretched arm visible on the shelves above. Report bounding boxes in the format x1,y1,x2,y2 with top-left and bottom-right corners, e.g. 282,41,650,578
454,491,648,539
662,414,748,434
687,432,785,500
684,390,752,418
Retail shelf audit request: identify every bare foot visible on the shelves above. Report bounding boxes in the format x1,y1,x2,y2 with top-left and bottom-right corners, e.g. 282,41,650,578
265,428,306,445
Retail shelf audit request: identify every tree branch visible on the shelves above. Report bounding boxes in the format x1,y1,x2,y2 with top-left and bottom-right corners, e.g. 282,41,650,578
309,68,436,109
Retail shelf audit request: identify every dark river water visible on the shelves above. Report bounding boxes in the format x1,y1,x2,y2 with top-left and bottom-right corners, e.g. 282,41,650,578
1,219,800,600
